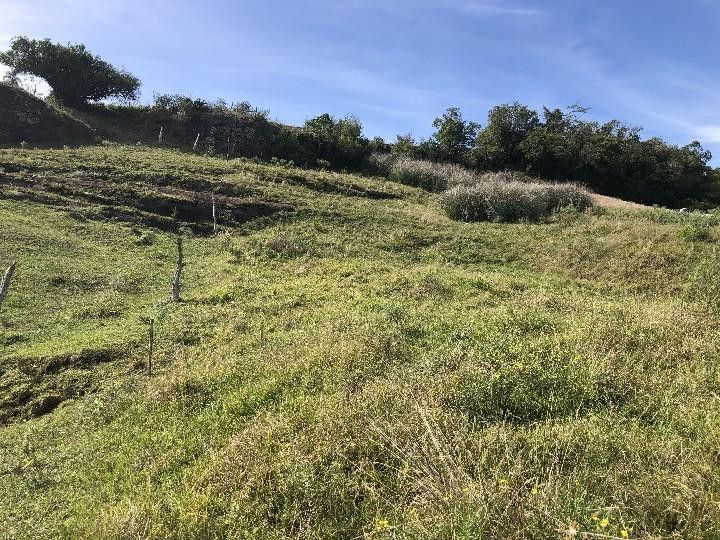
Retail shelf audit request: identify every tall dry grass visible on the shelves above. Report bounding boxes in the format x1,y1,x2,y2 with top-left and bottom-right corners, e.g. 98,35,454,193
368,154,592,223
441,180,592,223
367,153,478,192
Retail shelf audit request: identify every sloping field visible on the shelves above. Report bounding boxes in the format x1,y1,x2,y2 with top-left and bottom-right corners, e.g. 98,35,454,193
1,145,719,538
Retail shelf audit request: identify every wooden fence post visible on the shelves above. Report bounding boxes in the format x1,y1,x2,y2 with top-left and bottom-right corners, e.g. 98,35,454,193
171,237,184,302
147,318,154,375
212,192,217,233
0,262,16,312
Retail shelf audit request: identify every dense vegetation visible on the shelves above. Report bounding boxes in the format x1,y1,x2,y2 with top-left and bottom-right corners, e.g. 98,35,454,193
40,95,719,210
1,145,720,538
3,35,719,209
402,104,720,209
58,94,387,170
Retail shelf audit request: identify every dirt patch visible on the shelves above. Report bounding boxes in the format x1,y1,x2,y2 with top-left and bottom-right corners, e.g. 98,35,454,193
29,394,63,416
0,172,294,233
41,346,125,374
0,345,128,424
592,193,651,210
260,169,399,200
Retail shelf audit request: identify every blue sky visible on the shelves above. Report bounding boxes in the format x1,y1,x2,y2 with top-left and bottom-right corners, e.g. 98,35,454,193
2,0,720,163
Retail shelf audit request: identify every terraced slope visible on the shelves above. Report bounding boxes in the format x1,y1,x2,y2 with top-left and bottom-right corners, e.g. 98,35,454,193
1,145,719,539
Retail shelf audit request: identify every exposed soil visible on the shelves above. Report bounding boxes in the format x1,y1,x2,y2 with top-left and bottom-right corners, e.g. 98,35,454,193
0,172,294,233
265,170,399,200
592,193,651,210
0,344,128,424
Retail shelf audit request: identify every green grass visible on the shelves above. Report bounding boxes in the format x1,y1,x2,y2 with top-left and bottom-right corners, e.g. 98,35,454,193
1,144,720,538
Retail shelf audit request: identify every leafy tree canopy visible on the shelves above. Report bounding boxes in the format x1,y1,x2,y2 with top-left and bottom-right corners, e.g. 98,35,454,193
431,107,480,163
0,37,140,107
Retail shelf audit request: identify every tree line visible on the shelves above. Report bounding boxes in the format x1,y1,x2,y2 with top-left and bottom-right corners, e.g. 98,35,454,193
402,105,719,207
2,36,718,208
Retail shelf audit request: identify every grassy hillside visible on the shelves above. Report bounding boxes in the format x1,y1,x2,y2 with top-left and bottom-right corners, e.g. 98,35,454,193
0,84,95,146
1,144,720,538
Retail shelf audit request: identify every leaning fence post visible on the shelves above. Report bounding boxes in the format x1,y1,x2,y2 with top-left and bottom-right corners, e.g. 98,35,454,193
0,261,16,312
171,237,184,302
158,126,164,144
192,132,200,151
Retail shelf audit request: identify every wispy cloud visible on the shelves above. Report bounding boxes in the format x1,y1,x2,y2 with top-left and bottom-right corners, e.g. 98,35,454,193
512,20,720,155
688,126,720,143
453,1,542,17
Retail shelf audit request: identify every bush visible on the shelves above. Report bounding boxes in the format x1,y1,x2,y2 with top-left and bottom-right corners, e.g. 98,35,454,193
477,170,534,184
367,153,477,192
678,223,712,242
303,113,369,170
441,180,592,223
270,157,296,169
152,94,209,117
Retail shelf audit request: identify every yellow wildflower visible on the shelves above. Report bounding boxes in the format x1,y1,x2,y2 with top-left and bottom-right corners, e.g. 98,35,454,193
599,517,609,528
375,518,390,532
621,530,629,539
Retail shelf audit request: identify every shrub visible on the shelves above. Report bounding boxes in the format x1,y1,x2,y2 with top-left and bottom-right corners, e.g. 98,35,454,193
441,180,592,223
678,223,712,242
152,93,209,117
303,113,369,170
134,231,156,246
477,170,534,184
270,157,296,169
367,153,477,192
263,234,311,258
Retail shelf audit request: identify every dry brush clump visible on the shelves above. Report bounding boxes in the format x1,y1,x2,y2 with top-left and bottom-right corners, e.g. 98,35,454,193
368,154,592,223
441,178,593,223
367,153,478,192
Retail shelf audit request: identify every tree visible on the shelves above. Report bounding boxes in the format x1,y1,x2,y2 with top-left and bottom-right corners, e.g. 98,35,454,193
368,136,389,154
473,102,539,169
431,107,480,163
303,113,369,169
0,37,140,107
392,133,416,156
